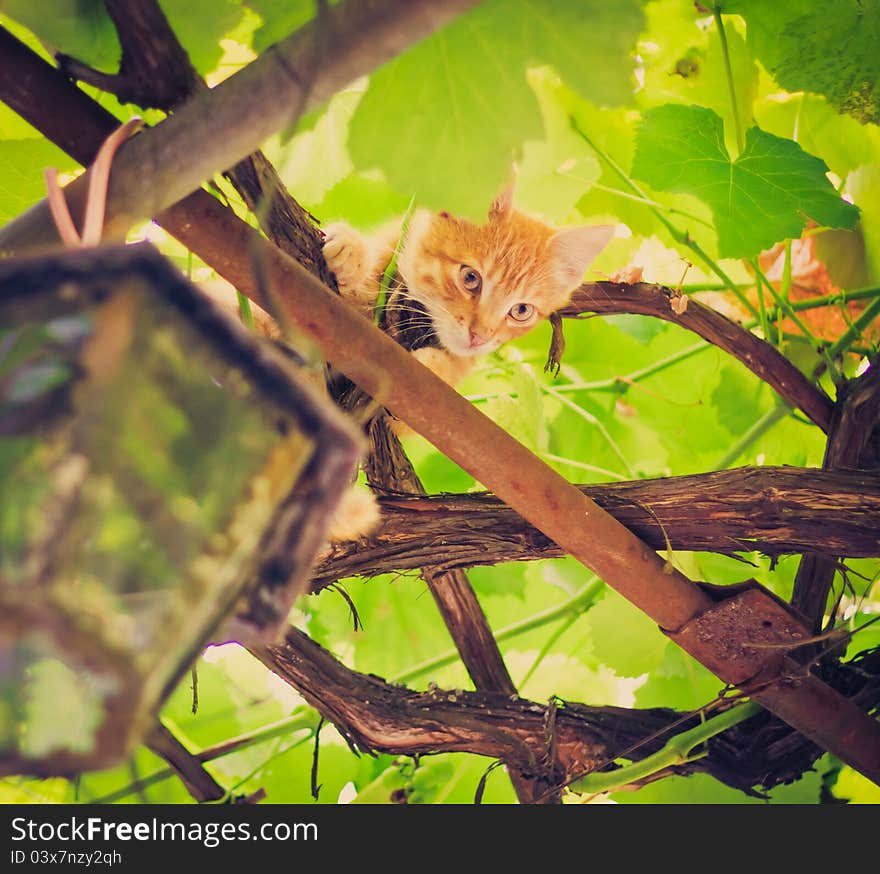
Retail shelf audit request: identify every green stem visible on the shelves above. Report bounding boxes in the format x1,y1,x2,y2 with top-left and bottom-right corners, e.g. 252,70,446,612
765,285,880,318
558,341,711,393
752,258,772,346
518,613,579,689
236,289,255,330
781,240,793,302
539,452,627,481
542,384,635,478
571,117,759,320
826,296,880,361
561,175,713,228
469,342,710,403
391,578,603,685
714,8,744,153
751,258,842,380
714,402,791,469
88,711,318,803
571,700,762,795
376,194,416,325
681,282,751,292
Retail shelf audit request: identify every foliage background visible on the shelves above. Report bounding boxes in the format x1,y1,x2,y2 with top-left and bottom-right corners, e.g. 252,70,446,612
0,0,878,804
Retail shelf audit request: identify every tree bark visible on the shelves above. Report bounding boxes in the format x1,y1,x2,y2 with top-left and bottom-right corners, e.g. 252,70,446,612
314,466,880,587
792,365,880,627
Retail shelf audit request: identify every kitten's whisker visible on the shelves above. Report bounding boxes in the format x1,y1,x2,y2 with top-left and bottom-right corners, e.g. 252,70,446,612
399,292,457,323
388,304,437,317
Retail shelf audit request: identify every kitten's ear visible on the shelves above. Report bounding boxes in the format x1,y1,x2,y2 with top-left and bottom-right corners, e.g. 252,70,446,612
549,225,615,288
489,179,516,220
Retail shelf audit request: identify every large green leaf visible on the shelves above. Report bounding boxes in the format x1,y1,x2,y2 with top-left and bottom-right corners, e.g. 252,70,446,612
0,139,77,224
639,0,757,154
755,93,880,181
847,163,880,282
348,0,644,218
727,0,880,125
514,68,601,223
0,0,119,70
244,0,315,53
161,0,245,76
631,104,860,258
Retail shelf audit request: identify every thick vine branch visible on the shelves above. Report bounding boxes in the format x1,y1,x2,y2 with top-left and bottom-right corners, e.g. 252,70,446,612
314,466,880,587
144,723,226,803
2,26,879,782
793,365,880,626
364,417,548,801
563,283,834,434
251,627,879,795
250,628,696,794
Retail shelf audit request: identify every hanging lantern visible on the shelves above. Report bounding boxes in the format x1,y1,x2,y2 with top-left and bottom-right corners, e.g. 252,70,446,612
0,242,362,776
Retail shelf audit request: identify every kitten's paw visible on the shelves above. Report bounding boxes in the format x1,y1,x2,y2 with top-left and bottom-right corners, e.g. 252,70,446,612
327,483,381,542
323,223,370,295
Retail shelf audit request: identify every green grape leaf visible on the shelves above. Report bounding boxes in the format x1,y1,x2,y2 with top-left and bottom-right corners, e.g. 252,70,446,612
515,68,601,222
603,314,668,346
755,93,880,181
482,359,547,452
612,769,820,804
635,641,726,710
727,0,880,125
314,172,409,228
711,364,765,437
632,104,860,258
468,559,527,601
508,650,641,706
349,765,405,804
348,0,644,218
0,0,119,70
244,0,315,53
275,85,365,210
0,139,77,225
564,89,719,260
161,0,245,76
639,1,757,155
0,103,45,140
833,765,880,803
583,588,668,678
847,164,880,283
308,574,460,684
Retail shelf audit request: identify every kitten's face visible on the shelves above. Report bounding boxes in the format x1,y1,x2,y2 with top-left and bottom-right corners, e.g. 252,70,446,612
397,193,613,358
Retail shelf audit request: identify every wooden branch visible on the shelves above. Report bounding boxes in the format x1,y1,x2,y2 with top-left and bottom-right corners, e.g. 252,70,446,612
58,0,202,110
89,0,334,287
314,467,880,587
252,627,876,795
363,417,550,801
793,365,880,626
145,722,226,803
563,283,834,434
0,0,483,252
3,26,879,784
250,627,692,794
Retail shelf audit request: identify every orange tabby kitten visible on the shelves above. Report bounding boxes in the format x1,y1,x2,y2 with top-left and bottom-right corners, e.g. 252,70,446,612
322,184,614,388
321,186,612,540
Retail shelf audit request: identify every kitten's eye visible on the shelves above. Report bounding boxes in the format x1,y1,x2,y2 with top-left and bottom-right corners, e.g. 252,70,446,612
508,302,535,322
460,265,482,294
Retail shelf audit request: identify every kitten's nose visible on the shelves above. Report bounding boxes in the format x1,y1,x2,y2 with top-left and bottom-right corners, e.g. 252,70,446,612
468,330,488,348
